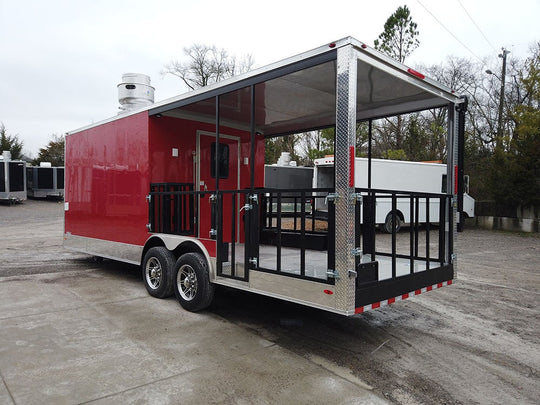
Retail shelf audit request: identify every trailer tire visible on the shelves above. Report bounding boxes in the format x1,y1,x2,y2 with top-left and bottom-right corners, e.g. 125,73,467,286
384,212,402,234
142,247,175,298
173,252,214,312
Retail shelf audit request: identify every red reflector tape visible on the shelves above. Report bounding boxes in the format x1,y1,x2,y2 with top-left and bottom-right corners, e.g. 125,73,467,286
349,146,355,187
454,165,458,194
354,280,454,314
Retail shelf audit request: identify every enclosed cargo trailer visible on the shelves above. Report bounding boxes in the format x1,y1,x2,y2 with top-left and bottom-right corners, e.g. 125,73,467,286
27,164,65,199
0,151,26,203
64,37,466,315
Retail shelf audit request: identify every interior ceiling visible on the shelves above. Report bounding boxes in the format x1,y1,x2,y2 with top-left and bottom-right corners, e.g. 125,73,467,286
162,57,450,137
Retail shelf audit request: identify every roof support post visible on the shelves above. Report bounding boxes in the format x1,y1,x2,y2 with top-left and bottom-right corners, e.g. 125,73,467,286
214,95,220,191
334,44,358,314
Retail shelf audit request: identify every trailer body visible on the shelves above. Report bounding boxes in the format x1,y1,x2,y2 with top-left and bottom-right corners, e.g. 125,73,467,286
65,37,465,316
313,156,474,231
27,165,65,199
0,152,26,203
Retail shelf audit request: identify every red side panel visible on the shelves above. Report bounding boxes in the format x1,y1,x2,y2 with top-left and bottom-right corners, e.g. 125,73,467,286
65,113,150,246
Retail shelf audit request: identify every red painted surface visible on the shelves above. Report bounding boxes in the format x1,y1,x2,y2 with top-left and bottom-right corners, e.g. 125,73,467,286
65,112,264,257
65,112,151,246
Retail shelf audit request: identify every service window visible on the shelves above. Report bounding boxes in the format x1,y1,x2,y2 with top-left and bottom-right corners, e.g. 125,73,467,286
211,142,229,179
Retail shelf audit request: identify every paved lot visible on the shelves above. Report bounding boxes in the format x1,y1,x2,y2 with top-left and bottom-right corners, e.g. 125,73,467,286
0,199,539,404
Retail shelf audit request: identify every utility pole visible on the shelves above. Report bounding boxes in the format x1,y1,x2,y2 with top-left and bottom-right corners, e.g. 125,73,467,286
496,48,510,150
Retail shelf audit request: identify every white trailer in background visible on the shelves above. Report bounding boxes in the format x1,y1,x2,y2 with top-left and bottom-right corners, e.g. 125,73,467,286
314,156,474,232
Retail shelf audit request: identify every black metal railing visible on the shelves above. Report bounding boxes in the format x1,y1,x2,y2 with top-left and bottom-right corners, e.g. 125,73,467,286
148,183,195,235
357,187,452,280
258,188,335,283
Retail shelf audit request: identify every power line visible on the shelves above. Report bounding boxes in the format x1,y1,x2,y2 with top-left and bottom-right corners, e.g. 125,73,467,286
416,0,486,65
456,0,497,53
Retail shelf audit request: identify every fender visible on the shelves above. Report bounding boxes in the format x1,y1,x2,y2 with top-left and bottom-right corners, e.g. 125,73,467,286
143,234,215,279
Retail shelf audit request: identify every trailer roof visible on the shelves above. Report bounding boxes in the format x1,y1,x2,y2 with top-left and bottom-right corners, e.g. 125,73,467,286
68,37,464,136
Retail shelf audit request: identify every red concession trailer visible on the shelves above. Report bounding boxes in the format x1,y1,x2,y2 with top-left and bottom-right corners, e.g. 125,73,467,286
64,37,467,315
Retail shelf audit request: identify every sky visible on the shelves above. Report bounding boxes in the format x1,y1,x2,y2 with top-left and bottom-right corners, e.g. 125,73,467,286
1,0,538,157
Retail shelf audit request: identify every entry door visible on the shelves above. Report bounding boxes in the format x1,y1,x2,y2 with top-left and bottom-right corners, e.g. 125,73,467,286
196,132,240,242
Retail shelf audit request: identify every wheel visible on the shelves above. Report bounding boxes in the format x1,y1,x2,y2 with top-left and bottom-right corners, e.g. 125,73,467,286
383,212,402,233
173,252,215,312
142,246,175,298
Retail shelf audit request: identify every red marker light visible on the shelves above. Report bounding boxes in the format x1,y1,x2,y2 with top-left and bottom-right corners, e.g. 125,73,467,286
323,289,333,295
407,68,425,79
329,42,336,48
349,146,355,187
361,44,367,49
454,165,458,194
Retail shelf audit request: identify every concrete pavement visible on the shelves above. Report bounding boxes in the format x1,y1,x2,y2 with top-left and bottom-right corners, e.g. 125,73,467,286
0,265,385,404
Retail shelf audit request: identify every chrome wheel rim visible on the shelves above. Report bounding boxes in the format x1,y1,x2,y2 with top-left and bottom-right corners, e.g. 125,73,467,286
145,257,162,290
178,264,197,301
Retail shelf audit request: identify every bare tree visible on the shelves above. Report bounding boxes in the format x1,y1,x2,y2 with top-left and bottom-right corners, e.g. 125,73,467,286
163,44,254,90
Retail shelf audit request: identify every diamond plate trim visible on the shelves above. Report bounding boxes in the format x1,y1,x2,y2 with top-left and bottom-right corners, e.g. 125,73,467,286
333,45,358,314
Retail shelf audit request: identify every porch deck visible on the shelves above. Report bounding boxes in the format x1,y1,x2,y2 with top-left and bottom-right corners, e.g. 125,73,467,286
221,239,443,282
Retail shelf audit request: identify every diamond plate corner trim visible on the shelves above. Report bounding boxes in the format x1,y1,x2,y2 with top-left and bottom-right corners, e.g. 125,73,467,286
334,45,358,313
449,103,458,271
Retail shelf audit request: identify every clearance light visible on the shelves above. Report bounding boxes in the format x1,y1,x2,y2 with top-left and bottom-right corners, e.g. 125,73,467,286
407,68,425,79
329,42,336,48
323,289,334,295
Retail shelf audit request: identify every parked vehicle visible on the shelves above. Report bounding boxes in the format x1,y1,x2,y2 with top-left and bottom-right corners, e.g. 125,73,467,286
64,37,467,315
313,156,475,232
0,151,26,203
26,163,65,199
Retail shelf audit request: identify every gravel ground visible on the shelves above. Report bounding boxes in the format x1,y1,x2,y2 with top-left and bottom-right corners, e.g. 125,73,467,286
1,199,538,404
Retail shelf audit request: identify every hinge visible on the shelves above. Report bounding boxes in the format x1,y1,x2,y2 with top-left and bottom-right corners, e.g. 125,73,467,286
352,247,362,256
249,257,258,267
326,269,339,280
325,193,339,205
451,253,457,264
209,194,217,203
249,194,258,203
348,269,357,278
209,229,217,238
146,223,152,231
351,193,362,205
146,195,151,203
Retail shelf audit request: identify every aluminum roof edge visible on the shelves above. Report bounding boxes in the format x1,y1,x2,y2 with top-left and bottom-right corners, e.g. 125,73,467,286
66,36,463,135
347,37,463,104
147,40,346,116
66,37,347,136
